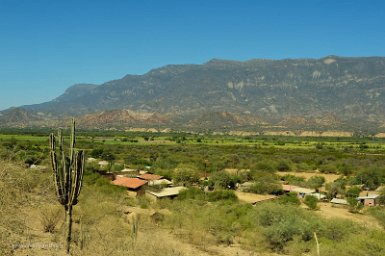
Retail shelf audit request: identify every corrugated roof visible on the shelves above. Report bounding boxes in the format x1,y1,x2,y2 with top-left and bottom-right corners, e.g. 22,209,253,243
330,198,348,205
148,179,173,186
282,184,314,194
139,173,163,181
112,177,147,189
310,192,326,199
292,187,315,194
357,194,379,200
121,168,138,173
146,186,186,198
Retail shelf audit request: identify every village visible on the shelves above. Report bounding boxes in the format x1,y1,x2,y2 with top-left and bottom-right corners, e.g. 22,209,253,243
90,157,384,213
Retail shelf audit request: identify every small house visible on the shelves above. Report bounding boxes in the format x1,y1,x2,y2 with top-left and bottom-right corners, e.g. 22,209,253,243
112,177,148,197
357,195,379,206
282,184,315,198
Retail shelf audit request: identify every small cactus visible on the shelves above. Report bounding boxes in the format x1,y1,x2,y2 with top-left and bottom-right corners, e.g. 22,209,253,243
50,119,85,254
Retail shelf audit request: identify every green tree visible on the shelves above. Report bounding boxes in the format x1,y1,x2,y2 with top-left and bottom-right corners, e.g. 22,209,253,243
325,181,345,200
356,168,384,190
173,165,200,186
347,197,363,213
345,186,361,198
307,176,326,192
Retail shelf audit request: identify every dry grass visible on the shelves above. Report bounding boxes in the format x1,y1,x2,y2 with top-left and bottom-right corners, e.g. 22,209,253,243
1,160,262,256
277,171,341,183
235,191,277,204
316,202,382,230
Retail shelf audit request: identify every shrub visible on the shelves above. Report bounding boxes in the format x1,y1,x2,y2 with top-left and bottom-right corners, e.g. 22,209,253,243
247,181,282,195
209,171,239,189
264,218,299,251
304,195,318,210
178,187,205,200
345,186,361,198
307,176,326,191
355,168,385,190
281,174,306,187
207,190,238,202
347,197,363,213
276,161,291,172
278,192,301,205
40,206,62,233
173,165,200,186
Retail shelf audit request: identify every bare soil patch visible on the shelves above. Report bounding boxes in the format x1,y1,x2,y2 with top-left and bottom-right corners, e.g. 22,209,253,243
316,202,382,230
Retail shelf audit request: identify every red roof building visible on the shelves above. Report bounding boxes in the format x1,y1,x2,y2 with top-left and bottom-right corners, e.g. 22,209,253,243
139,173,163,181
112,177,147,190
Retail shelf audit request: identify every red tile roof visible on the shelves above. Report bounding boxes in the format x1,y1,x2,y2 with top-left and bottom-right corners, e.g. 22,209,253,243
282,184,298,191
139,173,163,181
112,177,147,190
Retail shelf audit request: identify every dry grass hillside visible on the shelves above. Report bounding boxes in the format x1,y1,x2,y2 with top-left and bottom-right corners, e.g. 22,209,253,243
0,161,264,256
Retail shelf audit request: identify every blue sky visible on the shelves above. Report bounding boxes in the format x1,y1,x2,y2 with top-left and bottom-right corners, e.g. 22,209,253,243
1,0,385,110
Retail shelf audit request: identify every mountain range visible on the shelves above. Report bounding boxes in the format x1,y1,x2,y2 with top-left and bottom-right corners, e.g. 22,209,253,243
2,56,385,132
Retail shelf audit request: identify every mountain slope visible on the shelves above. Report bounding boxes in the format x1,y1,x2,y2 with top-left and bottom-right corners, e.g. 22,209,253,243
3,56,385,130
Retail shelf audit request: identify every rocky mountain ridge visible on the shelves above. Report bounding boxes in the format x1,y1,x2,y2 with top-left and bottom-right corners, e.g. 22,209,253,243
2,56,385,132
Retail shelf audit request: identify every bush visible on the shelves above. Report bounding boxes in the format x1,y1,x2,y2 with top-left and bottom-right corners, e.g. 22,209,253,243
307,176,326,191
278,192,301,205
304,195,318,210
209,171,239,189
40,206,61,233
345,186,361,198
207,190,238,202
276,161,291,172
355,168,385,190
173,165,200,186
281,174,306,187
264,218,299,251
178,187,205,200
347,197,363,213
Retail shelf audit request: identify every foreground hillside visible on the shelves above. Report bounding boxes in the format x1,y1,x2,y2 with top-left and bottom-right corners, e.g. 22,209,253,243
2,160,385,256
2,127,385,256
2,56,385,131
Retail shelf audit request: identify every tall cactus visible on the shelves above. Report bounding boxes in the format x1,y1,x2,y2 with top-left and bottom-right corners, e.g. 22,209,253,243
49,119,85,254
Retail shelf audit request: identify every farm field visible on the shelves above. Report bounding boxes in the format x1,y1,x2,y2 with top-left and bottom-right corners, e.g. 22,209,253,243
1,130,385,255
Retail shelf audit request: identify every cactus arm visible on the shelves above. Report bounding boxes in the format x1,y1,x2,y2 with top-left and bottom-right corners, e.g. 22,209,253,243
70,150,85,205
70,118,76,163
59,130,69,204
50,133,62,203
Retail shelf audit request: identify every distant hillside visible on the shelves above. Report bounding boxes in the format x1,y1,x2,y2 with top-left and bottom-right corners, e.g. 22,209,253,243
2,56,385,132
